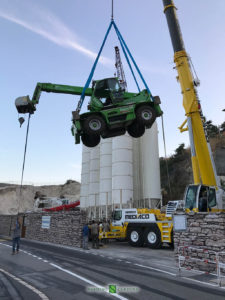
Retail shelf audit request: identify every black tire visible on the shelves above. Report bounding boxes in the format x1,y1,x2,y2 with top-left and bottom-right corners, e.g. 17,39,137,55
127,121,145,138
136,105,156,126
83,114,106,135
169,231,174,249
144,225,162,249
81,134,100,148
127,227,144,247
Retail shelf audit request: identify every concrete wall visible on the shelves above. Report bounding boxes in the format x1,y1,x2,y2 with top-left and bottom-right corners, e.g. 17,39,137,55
174,212,225,273
0,211,86,248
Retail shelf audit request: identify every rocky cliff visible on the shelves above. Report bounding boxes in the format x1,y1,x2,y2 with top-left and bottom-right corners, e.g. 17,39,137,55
160,134,225,203
0,180,80,215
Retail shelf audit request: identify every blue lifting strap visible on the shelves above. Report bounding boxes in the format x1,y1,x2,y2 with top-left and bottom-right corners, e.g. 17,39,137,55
76,20,153,112
76,21,113,112
113,21,153,99
113,24,140,92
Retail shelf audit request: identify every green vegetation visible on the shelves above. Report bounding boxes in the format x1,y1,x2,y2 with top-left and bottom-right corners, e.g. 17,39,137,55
160,120,225,203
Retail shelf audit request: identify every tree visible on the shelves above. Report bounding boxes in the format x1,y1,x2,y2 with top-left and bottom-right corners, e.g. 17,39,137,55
220,121,225,133
174,143,185,157
204,120,219,137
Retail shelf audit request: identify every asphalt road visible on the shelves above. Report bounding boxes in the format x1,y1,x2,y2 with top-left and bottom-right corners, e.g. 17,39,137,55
0,239,225,300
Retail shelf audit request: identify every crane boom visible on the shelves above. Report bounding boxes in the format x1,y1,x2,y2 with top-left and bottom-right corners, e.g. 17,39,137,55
162,0,217,188
115,46,127,91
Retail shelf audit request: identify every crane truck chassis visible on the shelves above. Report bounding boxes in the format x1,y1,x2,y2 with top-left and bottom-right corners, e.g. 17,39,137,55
99,203,180,248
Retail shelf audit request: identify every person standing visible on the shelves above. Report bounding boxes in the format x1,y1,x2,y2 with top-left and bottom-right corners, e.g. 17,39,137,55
91,220,99,249
102,218,110,244
82,223,89,250
12,218,21,255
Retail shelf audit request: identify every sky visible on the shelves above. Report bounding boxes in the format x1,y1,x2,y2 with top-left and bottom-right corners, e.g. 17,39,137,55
0,0,224,185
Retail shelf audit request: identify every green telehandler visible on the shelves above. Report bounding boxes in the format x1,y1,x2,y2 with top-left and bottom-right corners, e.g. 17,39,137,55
15,77,162,147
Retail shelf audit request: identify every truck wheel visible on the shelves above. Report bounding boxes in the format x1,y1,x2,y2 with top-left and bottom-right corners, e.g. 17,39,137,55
144,226,162,249
127,228,144,247
127,121,145,138
169,231,174,249
83,115,106,135
81,134,100,147
136,105,156,126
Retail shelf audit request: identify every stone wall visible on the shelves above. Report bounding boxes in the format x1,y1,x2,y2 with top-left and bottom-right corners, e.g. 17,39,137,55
0,211,87,248
0,215,17,236
174,212,225,273
25,211,86,248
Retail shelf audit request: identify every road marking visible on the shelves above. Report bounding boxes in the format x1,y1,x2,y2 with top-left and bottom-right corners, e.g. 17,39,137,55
50,263,128,300
116,259,122,262
43,260,49,263
134,263,176,276
125,261,131,264
0,268,49,300
183,276,219,287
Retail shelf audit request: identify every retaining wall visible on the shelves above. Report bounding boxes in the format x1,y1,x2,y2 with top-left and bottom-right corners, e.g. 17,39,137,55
174,212,225,273
0,211,86,248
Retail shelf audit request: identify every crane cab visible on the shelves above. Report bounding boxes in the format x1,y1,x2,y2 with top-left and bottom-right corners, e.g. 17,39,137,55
184,184,225,212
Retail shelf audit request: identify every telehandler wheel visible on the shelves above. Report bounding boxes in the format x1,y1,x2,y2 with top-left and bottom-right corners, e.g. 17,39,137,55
127,121,145,138
83,115,106,135
81,133,100,148
127,227,144,247
136,105,156,126
144,225,162,249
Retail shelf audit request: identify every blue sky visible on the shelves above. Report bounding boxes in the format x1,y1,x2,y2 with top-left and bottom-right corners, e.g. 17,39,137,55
0,0,224,184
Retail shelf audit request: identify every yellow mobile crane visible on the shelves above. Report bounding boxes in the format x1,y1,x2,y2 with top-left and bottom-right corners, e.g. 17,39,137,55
163,0,225,212
99,1,225,249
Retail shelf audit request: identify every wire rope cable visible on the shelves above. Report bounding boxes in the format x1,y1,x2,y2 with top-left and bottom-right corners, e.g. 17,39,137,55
161,115,172,200
20,113,31,195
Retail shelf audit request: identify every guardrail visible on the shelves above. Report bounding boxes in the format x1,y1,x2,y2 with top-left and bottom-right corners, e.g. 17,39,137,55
178,245,225,286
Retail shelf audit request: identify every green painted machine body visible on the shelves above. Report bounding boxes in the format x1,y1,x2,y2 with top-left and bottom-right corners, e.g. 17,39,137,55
15,77,162,147
72,78,162,145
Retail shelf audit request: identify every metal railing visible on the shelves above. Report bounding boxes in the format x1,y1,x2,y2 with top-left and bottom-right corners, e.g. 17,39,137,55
177,245,225,287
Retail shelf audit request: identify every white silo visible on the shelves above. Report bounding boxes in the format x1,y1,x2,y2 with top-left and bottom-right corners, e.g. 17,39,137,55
88,145,100,219
99,138,112,219
80,145,90,209
132,138,141,207
112,134,133,209
139,122,161,208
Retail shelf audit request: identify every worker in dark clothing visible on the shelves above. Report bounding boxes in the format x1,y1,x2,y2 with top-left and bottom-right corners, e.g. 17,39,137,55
103,218,110,244
82,223,89,250
91,220,99,249
12,218,21,255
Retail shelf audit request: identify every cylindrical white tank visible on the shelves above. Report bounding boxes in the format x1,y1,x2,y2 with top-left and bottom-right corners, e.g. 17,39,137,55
132,138,141,207
139,122,161,207
80,145,90,209
88,145,100,218
99,138,112,218
112,134,133,208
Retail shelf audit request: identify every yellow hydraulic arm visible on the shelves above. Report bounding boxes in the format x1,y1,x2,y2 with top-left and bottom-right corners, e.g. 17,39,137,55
162,0,217,187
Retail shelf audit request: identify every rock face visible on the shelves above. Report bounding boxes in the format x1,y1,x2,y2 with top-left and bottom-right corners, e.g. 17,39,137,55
160,135,225,202
0,180,80,215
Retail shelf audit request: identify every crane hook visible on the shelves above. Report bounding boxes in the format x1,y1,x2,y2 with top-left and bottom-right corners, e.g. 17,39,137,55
18,117,25,127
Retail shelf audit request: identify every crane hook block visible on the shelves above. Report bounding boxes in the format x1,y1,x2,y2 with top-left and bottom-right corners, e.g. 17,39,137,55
15,96,35,114
18,117,25,127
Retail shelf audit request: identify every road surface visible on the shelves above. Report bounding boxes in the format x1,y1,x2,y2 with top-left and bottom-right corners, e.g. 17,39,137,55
0,239,224,300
